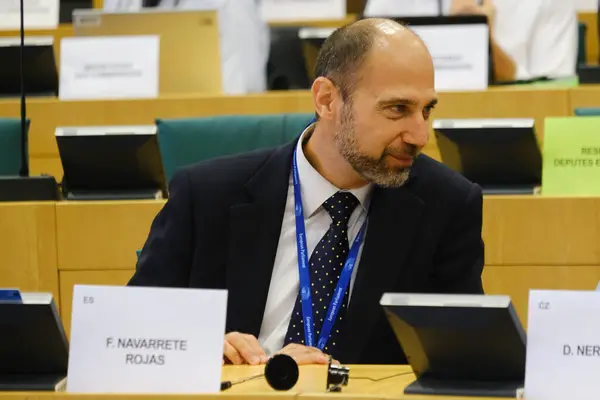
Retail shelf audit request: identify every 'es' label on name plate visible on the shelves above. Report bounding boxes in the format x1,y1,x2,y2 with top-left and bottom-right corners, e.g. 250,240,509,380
67,285,227,394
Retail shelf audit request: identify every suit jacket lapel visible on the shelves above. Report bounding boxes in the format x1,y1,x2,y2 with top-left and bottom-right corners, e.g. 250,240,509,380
339,184,424,363
225,140,297,336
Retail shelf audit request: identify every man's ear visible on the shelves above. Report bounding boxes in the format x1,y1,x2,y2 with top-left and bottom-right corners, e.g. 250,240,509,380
311,77,338,121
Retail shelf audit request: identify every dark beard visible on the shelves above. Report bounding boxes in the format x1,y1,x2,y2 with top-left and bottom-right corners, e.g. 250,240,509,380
334,103,414,188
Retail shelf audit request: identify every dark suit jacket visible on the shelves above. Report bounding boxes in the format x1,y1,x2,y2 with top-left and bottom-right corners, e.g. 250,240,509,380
129,138,485,364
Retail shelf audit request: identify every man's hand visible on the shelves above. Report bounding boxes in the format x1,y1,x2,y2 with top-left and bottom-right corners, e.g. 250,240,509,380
223,332,269,365
277,343,334,365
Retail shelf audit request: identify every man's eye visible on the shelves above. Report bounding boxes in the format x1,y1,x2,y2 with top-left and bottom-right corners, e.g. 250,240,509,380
392,105,408,114
423,105,435,120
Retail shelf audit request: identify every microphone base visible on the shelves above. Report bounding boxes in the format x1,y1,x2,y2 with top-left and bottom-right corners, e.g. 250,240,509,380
0,175,59,202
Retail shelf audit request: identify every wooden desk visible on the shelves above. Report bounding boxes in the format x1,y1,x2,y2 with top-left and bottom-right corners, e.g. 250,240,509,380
481,196,600,326
0,88,570,180
0,365,511,399
221,364,416,399
52,195,600,336
0,202,59,308
569,85,600,111
55,200,162,335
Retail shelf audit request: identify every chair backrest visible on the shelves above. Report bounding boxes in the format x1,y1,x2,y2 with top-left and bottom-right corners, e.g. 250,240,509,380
0,118,30,176
267,27,311,90
156,113,314,182
574,107,600,116
578,22,587,65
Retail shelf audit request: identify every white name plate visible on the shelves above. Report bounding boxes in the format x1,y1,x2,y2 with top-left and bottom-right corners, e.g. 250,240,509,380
525,290,600,400
0,0,59,30
67,285,228,394
299,22,488,92
102,0,143,11
59,35,159,101
261,0,345,22
364,0,442,17
413,24,489,91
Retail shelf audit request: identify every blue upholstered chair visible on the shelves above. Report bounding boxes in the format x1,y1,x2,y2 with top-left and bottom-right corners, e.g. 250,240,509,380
574,108,600,116
0,118,30,176
155,113,314,183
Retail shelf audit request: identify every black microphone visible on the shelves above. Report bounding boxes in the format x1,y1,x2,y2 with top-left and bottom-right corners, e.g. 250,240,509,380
220,354,300,391
264,353,299,391
0,0,59,201
19,0,28,178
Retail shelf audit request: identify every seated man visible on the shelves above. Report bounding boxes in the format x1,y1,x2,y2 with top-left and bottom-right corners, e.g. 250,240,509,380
129,18,485,366
365,0,578,82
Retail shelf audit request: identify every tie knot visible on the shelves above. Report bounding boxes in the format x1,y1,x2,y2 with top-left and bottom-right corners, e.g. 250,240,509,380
323,191,359,224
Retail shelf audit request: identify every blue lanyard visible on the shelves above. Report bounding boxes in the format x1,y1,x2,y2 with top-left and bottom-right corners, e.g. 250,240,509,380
292,147,367,350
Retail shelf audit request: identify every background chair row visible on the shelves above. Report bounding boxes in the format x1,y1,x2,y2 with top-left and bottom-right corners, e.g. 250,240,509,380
2,106,600,181
0,114,313,182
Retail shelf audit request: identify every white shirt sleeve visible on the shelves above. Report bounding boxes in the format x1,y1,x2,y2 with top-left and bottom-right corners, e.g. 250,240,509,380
158,0,269,94
526,0,578,79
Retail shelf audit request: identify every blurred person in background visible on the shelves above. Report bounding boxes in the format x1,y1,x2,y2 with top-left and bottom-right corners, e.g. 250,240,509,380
142,0,270,94
365,0,578,82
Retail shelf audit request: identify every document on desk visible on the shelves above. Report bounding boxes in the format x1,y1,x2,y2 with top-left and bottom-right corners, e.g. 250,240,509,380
0,0,58,30
59,35,159,101
541,117,600,196
525,290,600,400
261,0,345,22
299,23,489,92
413,24,489,91
67,285,227,394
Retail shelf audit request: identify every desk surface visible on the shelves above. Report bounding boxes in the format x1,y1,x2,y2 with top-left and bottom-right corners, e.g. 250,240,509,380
0,365,512,399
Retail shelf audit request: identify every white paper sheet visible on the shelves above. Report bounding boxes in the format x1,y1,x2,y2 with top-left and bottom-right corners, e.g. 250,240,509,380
59,35,159,100
67,284,228,394
0,0,59,30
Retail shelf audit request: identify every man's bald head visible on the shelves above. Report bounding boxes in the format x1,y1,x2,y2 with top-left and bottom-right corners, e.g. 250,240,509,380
313,18,430,102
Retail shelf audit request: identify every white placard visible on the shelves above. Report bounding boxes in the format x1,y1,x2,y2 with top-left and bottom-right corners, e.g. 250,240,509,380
525,290,600,400
0,0,58,30
67,285,228,394
59,35,159,101
102,0,143,11
299,22,489,92
364,0,442,17
261,0,345,22
412,24,489,91
574,0,598,11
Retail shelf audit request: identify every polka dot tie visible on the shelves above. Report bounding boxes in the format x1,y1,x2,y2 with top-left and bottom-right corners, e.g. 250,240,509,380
284,191,360,358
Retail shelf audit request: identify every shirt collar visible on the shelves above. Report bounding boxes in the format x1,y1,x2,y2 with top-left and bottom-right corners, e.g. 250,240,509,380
295,123,373,218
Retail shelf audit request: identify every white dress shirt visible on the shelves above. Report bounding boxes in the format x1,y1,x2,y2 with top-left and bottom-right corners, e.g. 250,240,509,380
257,126,373,356
364,0,578,80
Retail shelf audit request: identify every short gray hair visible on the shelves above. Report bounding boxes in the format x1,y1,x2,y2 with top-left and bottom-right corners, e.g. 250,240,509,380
313,19,388,101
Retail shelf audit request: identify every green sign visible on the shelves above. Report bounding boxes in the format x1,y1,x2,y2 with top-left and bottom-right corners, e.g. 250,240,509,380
542,116,600,195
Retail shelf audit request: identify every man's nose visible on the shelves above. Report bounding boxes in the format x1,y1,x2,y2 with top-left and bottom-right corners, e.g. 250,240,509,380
402,114,430,148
